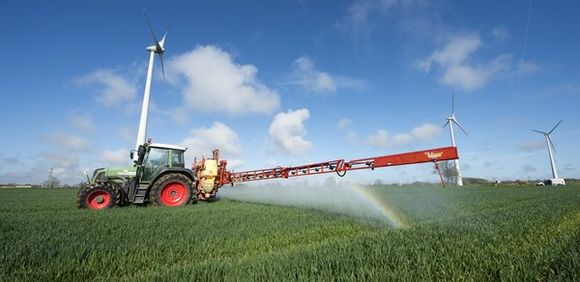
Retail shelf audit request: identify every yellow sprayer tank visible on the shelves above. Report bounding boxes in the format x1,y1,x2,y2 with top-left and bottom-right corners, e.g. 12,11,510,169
199,160,218,193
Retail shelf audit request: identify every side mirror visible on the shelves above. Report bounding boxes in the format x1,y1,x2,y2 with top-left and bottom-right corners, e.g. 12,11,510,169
130,150,135,160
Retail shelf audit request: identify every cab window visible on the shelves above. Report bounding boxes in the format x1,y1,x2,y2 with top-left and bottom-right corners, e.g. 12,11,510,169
141,148,169,182
145,148,169,168
171,150,185,167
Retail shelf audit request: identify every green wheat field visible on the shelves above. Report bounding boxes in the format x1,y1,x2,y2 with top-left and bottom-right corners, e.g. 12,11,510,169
1,185,579,281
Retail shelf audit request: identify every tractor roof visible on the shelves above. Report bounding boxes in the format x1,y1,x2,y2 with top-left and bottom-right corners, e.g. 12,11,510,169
149,143,186,151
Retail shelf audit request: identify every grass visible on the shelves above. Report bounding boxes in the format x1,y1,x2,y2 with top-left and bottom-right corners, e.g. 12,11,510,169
0,185,579,281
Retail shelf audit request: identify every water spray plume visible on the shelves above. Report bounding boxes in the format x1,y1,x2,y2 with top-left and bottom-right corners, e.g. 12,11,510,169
220,183,408,229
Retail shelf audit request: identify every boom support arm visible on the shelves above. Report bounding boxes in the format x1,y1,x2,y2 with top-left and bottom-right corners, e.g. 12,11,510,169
214,146,459,187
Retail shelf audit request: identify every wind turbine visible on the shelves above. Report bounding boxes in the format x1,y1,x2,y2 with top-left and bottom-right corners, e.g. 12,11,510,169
443,91,468,186
133,9,167,161
531,120,565,185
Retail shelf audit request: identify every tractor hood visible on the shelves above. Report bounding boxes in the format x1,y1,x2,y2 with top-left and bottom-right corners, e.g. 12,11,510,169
91,166,137,183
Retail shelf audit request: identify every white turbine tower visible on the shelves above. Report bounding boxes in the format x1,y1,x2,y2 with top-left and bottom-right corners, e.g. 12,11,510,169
531,120,565,185
133,9,167,161
443,91,468,186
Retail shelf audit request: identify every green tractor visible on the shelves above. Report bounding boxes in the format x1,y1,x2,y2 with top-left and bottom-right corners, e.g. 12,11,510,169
77,143,197,209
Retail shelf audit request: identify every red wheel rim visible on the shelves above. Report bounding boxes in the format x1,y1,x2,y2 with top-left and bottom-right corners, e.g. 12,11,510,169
86,189,111,209
160,182,188,206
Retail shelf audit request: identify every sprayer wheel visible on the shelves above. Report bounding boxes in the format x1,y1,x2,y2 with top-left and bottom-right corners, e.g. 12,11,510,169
150,173,192,207
77,182,120,210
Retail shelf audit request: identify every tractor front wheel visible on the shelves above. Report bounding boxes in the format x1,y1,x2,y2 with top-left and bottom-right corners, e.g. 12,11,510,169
150,173,192,207
77,182,120,209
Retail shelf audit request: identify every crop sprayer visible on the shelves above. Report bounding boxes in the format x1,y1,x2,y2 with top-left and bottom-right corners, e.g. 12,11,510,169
77,143,459,209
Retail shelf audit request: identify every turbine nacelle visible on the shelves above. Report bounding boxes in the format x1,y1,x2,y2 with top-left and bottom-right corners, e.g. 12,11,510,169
146,32,167,53
146,44,165,53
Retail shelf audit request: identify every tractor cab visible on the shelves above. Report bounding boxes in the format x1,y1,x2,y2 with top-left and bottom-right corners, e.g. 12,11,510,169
135,143,187,183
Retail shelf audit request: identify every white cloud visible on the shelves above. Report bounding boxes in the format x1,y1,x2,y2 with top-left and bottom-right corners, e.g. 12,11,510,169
288,56,365,93
418,34,513,90
45,131,88,151
75,69,137,107
366,129,389,147
101,149,130,166
517,140,545,152
42,153,79,168
411,123,442,141
69,114,95,133
392,133,414,146
337,118,353,129
41,153,80,182
340,0,402,37
0,153,85,185
169,45,280,115
419,35,481,71
148,102,190,125
269,109,312,155
491,26,510,41
514,60,540,76
180,122,242,163
365,123,442,148
291,56,336,93
169,107,189,124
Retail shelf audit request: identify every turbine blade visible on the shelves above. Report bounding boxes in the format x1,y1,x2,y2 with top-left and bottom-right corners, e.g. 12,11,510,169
158,52,166,83
548,120,563,134
143,9,160,46
443,121,449,128
531,129,547,134
451,90,455,115
547,135,557,153
157,31,167,83
159,31,167,49
453,119,469,137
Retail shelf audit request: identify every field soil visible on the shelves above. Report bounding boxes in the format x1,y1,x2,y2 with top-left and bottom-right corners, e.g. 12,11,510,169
1,185,579,280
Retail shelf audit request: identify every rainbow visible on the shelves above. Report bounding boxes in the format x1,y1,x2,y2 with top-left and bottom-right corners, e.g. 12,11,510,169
347,184,409,229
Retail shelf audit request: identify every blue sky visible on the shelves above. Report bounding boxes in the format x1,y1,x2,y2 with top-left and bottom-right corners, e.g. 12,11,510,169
1,0,579,185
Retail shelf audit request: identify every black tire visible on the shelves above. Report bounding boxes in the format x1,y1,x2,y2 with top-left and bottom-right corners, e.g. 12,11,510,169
77,182,120,209
150,173,193,207
111,183,127,207
190,185,199,205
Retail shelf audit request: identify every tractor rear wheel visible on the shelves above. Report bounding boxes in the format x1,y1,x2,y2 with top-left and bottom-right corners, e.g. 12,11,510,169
77,182,120,209
150,173,192,207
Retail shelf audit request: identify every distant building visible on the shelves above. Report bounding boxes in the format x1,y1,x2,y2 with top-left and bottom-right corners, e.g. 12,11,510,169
0,184,32,189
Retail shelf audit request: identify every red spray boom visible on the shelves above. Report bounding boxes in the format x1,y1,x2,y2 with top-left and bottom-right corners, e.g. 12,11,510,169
191,146,459,199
